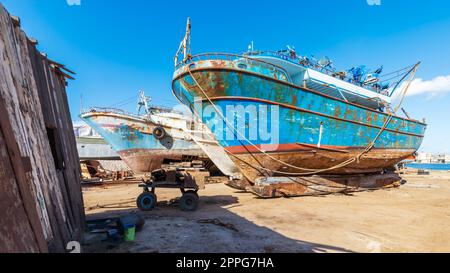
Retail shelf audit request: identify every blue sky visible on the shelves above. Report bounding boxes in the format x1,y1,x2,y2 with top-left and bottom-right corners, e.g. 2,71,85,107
2,0,450,153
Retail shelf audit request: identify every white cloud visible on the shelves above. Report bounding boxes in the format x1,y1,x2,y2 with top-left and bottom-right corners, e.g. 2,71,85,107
394,75,450,99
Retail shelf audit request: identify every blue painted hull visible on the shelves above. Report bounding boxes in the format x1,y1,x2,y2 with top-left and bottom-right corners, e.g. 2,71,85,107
80,111,205,172
172,62,426,181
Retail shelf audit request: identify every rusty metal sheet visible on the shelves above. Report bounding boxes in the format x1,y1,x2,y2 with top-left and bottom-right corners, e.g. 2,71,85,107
247,173,402,198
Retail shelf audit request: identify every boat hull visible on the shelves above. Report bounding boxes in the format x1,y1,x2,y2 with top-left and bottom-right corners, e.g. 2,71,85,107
225,145,415,183
172,64,426,183
81,112,206,173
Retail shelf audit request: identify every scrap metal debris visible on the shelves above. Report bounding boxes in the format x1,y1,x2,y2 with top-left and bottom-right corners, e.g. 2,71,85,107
81,160,134,182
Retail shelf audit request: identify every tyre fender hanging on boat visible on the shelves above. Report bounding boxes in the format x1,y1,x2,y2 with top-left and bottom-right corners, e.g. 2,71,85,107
153,126,166,139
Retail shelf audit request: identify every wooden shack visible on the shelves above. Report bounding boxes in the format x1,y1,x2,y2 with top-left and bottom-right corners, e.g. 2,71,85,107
0,4,85,253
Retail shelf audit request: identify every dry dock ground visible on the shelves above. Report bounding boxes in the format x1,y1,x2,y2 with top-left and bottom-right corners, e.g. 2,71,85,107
82,171,450,253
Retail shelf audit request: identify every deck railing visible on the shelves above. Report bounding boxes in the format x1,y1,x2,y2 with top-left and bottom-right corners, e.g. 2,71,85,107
255,51,394,96
81,107,144,119
175,52,394,97
176,53,292,83
252,50,336,74
81,105,183,118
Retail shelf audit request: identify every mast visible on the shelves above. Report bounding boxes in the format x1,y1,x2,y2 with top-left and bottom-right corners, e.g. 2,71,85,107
174,17,192,67
138,90,151,115
184,17,191,59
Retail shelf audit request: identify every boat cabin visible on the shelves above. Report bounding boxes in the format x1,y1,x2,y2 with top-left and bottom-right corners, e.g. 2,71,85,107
246,50,393,110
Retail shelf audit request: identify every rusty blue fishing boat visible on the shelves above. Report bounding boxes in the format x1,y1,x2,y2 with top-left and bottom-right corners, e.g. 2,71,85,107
80,109,205,173
171,20,426,192
80,91,211,173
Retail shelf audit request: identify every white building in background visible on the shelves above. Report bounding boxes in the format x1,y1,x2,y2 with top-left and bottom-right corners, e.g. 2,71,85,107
436,154,446,163
416,153,433,163
73,120,101,138
415,153,450,163
445,154,450,163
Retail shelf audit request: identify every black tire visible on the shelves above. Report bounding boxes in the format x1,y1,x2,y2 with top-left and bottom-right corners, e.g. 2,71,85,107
153,126,166,140
136,192,157,211
179,191,199,211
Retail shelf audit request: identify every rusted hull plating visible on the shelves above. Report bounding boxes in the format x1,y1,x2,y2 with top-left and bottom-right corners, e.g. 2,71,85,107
172,55,426,195
227,146,415,184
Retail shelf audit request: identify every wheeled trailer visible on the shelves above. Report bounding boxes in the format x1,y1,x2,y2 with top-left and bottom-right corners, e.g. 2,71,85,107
136,167,208,211
137,182,200,211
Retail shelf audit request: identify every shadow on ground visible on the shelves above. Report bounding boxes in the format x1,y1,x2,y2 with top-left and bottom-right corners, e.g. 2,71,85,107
83,193,353,253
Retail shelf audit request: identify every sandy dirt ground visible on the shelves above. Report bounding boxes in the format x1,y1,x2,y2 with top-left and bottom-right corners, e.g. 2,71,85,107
82,171,450,253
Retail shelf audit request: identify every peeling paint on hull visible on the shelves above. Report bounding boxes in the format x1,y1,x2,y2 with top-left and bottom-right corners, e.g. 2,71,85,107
172,61,426,184
80,111,206,173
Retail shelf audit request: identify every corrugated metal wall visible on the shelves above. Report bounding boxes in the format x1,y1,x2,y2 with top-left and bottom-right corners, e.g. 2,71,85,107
0,4,85,253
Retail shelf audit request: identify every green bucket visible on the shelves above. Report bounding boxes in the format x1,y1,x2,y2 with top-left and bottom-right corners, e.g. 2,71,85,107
124,225,136,242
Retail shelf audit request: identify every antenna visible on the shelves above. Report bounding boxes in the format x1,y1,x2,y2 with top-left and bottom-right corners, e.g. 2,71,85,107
185,17,191,57
247,41,254,52
80,93,83,114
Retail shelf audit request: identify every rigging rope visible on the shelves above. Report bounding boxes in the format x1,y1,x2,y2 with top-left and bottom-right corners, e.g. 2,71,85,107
393,65,420,113
379,64,415,79
107,95,138,108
